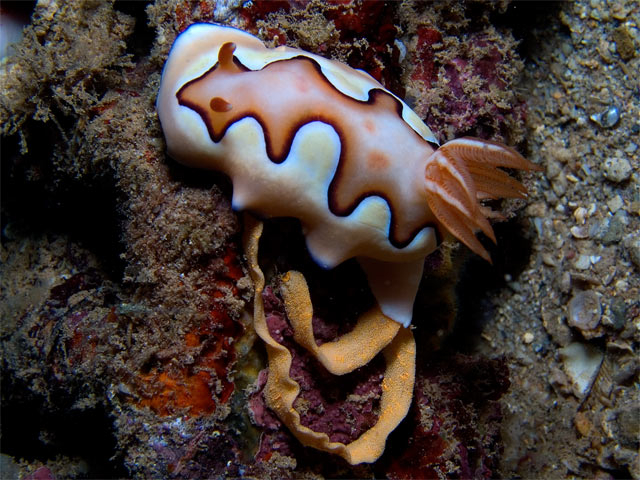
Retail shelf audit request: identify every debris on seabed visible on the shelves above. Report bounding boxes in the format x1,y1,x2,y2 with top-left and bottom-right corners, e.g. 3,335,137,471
568,290,602,331
559,343,604,398
590,105,620,128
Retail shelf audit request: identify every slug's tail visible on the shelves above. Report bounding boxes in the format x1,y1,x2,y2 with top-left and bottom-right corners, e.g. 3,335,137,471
424,137,541,262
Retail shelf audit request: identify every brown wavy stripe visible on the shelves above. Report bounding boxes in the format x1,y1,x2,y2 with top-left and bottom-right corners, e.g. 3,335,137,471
176,45,442,248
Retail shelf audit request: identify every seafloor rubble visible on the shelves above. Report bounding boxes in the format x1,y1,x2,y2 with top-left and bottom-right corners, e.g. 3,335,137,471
0,1,637,479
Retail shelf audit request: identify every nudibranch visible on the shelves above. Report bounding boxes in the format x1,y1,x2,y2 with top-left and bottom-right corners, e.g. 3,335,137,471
157,23,538,464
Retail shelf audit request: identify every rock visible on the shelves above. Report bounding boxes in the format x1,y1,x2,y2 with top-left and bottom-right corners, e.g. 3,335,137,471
602,210,628,244
573,206,588,224
574,411,593,436
611,25,636,60
603,406,640,448
626,235,640,270
609,297,628,331
590,106,620,128
568,290,602,330
546,160,562,179
603,157,632,182
574,254,592,270
606,195,624,213
571,226,590,239
559,342,604,398
0,455,20,480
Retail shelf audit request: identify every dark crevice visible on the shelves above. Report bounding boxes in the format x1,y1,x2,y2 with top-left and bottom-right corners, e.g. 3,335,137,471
0,376,127,478
490,1,566,60
0,1,36,26
113,0,155,61
166,156,235,200
446,219,536,353
1,130,126,281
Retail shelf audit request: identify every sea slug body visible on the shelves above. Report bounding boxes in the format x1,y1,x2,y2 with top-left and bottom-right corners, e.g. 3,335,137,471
157,22,539,465
156,23,538,328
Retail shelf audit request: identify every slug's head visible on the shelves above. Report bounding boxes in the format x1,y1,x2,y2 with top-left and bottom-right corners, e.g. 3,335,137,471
207,43,236,113
157,24,269,171
176,42,242,142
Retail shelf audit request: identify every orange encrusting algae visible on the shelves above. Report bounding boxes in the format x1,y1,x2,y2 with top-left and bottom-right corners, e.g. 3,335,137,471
137,248,243,417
